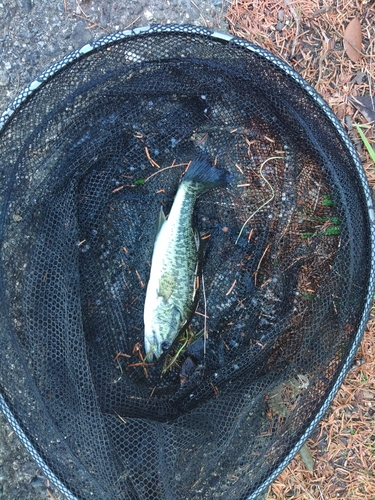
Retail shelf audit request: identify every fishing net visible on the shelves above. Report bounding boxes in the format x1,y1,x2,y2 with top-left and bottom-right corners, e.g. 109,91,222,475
0,25,374,500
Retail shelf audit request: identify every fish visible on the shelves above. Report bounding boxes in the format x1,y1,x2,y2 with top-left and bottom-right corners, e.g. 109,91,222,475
144,153,232,359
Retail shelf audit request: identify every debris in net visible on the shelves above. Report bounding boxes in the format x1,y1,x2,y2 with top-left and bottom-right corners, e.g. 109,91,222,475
235,156,282,244
144,161,189,183
145,146,161,168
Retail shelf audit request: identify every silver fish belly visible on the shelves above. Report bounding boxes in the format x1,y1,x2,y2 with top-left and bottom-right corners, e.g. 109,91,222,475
143,154,232,359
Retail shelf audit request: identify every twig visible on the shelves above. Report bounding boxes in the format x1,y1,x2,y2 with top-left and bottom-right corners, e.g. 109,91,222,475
148,386,157,401
145,146,160,168
226,279,237,296
195,310,209,318
114,352,131,362
123,15,141,31
284,0,300,57
113,410,127,425
210,382,219,398
190,0,200,11
254,244,270,286
127,362,153,368
368,41,374,113
292,475,316,500
316,30,330,88
47,490,58,500
235,163,244,174
202,273,207,355
71,12,110,33
162,332,190,373
313,184,321,213
132,342,152,377
144,162,189,183
135,270,145,288
235,156,282,244
310,5,334,18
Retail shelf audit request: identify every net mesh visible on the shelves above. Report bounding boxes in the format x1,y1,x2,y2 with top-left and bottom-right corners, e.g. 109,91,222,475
0,25,373,500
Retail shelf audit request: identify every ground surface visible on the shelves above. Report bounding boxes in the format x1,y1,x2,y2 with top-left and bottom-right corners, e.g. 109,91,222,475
226,2,375,499
0,4,229,500
0,1,374,499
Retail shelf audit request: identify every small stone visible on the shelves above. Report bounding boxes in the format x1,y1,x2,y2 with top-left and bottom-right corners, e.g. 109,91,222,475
143,9,153,21
72,20,91,48
17,0,33,12
352,71,366,85
0,70,9,87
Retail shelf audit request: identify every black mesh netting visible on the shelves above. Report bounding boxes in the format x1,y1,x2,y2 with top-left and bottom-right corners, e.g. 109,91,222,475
0,25,374,500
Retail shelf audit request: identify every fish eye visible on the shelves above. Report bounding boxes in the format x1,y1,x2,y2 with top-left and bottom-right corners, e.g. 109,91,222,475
161,340,171,351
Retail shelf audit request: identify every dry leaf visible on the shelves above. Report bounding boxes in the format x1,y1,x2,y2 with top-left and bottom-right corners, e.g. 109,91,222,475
349,96,375,123
344,17,362,62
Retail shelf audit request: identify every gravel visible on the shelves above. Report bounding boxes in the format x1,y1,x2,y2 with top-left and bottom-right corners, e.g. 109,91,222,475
0,0,230,114
0,1,231,499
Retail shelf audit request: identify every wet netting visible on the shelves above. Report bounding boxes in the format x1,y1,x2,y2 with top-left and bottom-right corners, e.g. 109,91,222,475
0,25,374,500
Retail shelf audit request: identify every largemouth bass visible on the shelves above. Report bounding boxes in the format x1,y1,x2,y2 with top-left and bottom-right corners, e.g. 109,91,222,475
144,153,232,359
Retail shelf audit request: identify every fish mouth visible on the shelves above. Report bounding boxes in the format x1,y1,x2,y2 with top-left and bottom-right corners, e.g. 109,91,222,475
144,338,172,360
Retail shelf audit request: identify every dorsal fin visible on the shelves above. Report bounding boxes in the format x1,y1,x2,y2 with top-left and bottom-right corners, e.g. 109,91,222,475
157,205,167,235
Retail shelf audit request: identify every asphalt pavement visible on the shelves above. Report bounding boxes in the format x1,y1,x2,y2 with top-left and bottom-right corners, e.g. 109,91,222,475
0,2,230,498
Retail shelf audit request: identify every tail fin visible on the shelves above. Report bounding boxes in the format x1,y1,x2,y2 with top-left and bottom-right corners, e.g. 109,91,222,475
182,153,233,191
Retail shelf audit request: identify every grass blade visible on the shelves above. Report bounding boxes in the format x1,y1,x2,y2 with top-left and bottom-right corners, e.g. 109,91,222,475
354,124,375,163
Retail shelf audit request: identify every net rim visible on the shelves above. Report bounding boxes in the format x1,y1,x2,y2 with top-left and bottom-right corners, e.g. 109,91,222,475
0,394,80,500
0,23,374,500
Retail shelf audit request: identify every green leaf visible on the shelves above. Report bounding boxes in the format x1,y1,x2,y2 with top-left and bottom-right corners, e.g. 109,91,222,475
301,232,314,239
299,443,315,472
323,226,341,236
322,194,334,207
354,124,375,163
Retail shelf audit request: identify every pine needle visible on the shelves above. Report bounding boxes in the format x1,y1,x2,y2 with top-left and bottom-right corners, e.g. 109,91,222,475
235,156,283,244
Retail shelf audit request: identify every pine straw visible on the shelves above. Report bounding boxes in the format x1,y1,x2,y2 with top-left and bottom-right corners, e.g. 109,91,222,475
267,327,375,500
226,1,375,498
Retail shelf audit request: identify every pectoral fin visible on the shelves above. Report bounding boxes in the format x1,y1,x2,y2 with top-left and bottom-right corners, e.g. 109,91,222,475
193,227,200,251
157,206,167,234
